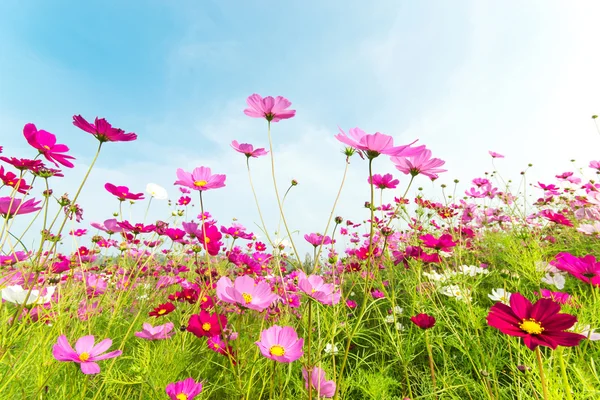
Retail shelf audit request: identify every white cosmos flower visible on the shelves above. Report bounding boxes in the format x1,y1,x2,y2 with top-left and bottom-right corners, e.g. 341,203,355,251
488,288,511,304
393,305,403,315
146,183,168,200
384,315,395,323
324,343,339,354
1,285,55,305
541,272,566,290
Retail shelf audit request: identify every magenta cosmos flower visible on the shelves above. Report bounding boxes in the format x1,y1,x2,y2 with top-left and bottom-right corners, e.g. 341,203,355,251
23,123,75,168
216,275,277,312
410,313,436,329
551,252,600,287
134,322,175,340
72,115,137,143
52,335,122,374
391,148,447,180
0,197,42,218
335,127,424,160
304,233,332,247
104,183,145,201
243,94,296,122
486,292,587,351
174,167,226,191
231,140,268,158
165,377,203,400
256,325,304,363
297,271,341,305
368,173,399,189
302,367,336,398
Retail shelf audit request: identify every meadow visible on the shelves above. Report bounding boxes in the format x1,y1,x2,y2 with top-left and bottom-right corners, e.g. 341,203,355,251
0,95,599,399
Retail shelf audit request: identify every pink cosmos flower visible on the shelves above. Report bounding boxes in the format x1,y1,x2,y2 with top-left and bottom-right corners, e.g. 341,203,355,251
255,325,304,363
539,209,573,227
72,115,137,143
550,252,600,287
187,310,227,338
0,197,42,218
335,127,424,159
216,275,277,312
0,166,32,194
391,148,447,180
589,160,600,171
52,335,122,374
231,140,268,158
174,167,226,191
302,367,336,398
297,271,341,305
198,222,223,256
368,173,399,189
489,151,504,158
23,123,75,168
104,183,145,201
486,292,586,351
165,377,203,400
243,94,296,122
135,322,175,340
304,233,332,247
419,233,456,252
410,313,436,329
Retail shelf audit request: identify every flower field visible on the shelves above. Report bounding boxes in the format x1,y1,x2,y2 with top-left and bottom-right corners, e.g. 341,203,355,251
0,96,599,399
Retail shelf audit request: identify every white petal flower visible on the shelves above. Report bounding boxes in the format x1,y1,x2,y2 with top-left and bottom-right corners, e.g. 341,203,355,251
541,272,566,290
1,285,55,305
324,343,339,354
146,183,168,200
488,288,511,304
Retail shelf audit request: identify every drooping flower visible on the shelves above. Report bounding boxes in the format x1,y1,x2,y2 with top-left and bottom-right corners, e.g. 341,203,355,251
410,313,436,329
489,151,504,158
135,322,175,340
335,127,424,159
486,292,587,350
243,94,296,122
149,302,176,317
146,183,168,200
187,310,227,338
231,140,269,158
174,167,226,191
23,123,75,168
0,197,42,218
1,285,55,305
302,366,336,398
72,115,137,142
550,252,600,287
52,335,122,374
216,275,277,312
165,377,203,400
255,325,304,363
297,272,341,305
104,183,145,201
368,173,399,189
391,148,447,180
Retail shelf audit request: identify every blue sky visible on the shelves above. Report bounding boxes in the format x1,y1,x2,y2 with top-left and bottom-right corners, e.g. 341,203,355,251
1,1,600,255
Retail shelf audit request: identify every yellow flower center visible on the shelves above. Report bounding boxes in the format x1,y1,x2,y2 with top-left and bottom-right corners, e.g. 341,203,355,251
176,394,188,400
43,145,51,150
269,345,285,357
520,318,544,335
242,293,253,304
204,237,210,244
201,296,208,303
79,352,90,362
202,323,211,331
158,309,166,315
194,180,208,187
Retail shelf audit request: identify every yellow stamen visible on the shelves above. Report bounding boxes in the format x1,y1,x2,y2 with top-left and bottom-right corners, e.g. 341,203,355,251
158,309,166,315
520,318,544,335
176,394,188,400
202,323,211,331
79,352,90,362
242,293,253,304
194,180,207,187
269,345,285,357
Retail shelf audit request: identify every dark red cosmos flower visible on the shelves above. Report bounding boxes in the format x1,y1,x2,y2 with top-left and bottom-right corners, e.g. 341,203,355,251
410,313,436,329
187,310,227,338
487,292,586,351
149,302,176,317
73,115,137,143
104,183,145,201
551,252,600,287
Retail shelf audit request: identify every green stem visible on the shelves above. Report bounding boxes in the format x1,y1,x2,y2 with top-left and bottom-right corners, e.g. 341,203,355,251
425,330,437,399
307,300,313,400
535,347,549,400
559,348,572,400
246,157,274,246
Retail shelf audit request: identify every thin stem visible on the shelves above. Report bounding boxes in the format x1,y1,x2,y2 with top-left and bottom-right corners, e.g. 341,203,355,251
425,330,437,399
246,157,274,246
535,347,549,400
307,300,313,400
558,348,573,400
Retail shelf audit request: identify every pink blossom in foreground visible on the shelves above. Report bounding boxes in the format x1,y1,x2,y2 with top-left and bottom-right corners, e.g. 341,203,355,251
23,123,75,168
52,335,122,374
104,183,145,201
231,140,268,158
0,197,42,218
297,271,341,305
551,252,600,287
368,173,399,189
244,94,296,122
72,115,137,142
391,148,447,180
335,127,424,159
302,366,336,398
165,377,203,400
134,322,175,340
216,275,277,312
255,325,304,363
174,167,226,191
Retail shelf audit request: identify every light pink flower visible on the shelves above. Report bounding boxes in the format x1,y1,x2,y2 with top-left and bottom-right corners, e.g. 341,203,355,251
52,335,122,374
134,322,175,340
391,148,447,180
302,366,336,398
489,151,504,158
255,325,304,363
231,140,268,158
174,167,226,191
244,94,296,122
297,272,341,305
0,197,42,218
335,127,424,159
216,275,277,312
